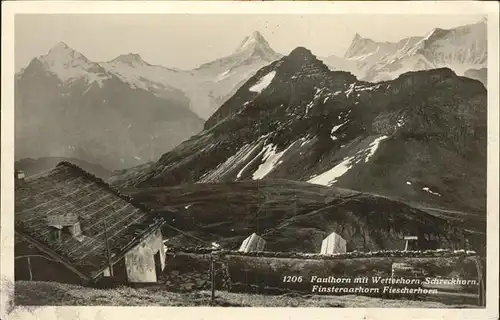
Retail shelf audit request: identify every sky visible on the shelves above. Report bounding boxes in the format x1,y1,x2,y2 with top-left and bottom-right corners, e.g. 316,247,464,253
15,14,484,72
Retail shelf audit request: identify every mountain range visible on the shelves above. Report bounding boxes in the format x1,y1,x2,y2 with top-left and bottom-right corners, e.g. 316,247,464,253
321,21,487,84
15,21,486,171
99,31,283,120
15,19,488,253
110,46,487,216
15,31,283,170
109,46,486,252
15,42,204,170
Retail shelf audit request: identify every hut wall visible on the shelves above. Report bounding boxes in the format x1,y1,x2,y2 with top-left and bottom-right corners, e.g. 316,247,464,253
14,235,83,284
124,228,165,283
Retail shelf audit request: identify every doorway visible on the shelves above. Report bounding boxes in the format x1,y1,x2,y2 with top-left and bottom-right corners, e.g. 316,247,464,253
154,250,162,282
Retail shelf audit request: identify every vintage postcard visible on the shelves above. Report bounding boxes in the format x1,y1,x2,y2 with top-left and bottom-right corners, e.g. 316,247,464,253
1,1,499,320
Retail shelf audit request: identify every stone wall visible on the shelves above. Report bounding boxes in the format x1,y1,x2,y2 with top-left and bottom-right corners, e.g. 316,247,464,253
162,251,479,296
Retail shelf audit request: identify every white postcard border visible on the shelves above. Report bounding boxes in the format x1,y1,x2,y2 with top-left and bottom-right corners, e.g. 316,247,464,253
1,1,499,320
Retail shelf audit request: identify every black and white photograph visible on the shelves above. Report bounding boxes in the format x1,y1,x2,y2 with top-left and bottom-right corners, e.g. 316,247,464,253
1,2,499,319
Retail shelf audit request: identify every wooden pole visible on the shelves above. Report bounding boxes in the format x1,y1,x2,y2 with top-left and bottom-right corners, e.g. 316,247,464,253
474,256,485,307
210,253,215,304
103,219,114,276
293,195,297,218
27,256,33,281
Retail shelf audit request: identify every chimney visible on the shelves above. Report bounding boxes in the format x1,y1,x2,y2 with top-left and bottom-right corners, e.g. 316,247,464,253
47,213,82,239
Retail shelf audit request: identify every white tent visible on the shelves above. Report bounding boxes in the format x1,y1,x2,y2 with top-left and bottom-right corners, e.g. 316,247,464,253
320,232,346,254
238,233,266,253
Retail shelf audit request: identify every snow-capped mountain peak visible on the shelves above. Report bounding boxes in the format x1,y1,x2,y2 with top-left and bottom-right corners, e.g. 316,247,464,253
48,41,72,53
35,41,110,85
343,33,380,59
42,41,88,67
231,31,282,62
407,21,487,74
335,20,487,83
110,53,151,67
352,33,363,41
234,31,269,53
424,27,444,40
180,31,283,118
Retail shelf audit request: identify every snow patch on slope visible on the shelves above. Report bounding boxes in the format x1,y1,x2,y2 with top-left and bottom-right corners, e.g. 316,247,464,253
199,142,262,183
216,70,232,82
308,135,389,186
423,187,441,197
363,135,388,162
239,37,258,51
397,116,406,128
308,156,355,186
345,83,356,98
355,84,381,92
249,71,277,93
300,136,314,147
252,141,296,180
331,120,350,135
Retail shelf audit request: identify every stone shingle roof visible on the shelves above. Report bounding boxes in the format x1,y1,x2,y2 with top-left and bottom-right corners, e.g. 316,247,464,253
15,161,164,279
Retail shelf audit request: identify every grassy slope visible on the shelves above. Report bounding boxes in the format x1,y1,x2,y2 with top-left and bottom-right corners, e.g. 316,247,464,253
129,179,484,253
14,281,478,308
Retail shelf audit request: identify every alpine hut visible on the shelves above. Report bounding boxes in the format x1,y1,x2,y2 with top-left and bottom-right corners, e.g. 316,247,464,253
14,162,166,285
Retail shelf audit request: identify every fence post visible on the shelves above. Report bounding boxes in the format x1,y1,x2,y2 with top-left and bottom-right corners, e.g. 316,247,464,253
27,256,33,281
210,253,216,304
103,219,114,276
474,256,486,307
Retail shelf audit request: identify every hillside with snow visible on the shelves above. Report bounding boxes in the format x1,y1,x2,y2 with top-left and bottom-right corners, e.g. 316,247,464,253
110,47,487,217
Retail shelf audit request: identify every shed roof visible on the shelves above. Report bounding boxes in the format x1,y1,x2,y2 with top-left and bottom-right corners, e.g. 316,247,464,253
15,161,165,279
